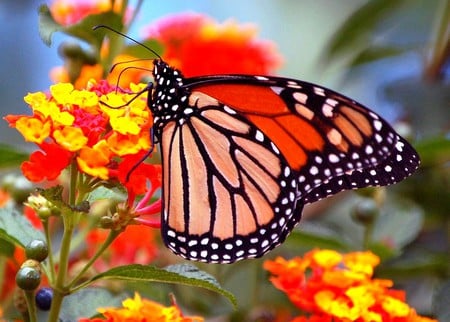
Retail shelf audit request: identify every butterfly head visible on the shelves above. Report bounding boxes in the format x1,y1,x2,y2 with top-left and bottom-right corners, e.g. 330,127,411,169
150,60,190,130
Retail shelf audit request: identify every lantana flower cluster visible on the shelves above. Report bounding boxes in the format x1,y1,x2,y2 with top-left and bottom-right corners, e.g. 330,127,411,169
264,250,437,322
5,81,152,192
79,293,203,322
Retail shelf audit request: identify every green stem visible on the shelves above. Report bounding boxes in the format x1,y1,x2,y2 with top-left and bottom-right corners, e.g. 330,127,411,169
24,290,37,322
43,219,56,284
362,220,375,249
47,212,75,322
68,230,121,289
69,160,78,205
47,161,79,322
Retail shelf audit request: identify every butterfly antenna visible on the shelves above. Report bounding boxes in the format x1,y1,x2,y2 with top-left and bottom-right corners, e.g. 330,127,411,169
93,25,162,59
110,58,153,73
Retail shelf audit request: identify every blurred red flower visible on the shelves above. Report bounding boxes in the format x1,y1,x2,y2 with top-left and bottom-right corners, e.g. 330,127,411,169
142,12,283,77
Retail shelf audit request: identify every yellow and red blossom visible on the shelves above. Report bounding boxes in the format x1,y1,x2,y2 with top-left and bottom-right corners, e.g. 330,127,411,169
79,293,203,322
264,249,437,322
142,12,283,77
50,0,123,26
4,80,151,183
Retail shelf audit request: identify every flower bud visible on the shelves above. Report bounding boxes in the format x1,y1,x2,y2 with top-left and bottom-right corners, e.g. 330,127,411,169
352,199,379,225
99,215,114,228
25,194,58,220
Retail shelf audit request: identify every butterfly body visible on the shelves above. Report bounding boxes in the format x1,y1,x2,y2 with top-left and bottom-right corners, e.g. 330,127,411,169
148,59,419,263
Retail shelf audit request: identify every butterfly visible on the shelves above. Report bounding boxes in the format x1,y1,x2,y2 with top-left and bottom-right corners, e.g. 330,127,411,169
96,25,419,264
141,59,420,264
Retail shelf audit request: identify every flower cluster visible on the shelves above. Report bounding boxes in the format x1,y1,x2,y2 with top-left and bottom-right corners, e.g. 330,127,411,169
79,293,204,322
142,12,283,77
50,0,124,25
264,250,437,322
5,81,151,189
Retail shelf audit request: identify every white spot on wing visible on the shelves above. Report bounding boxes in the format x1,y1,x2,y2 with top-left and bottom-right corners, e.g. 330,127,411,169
255,130,264,142
271,86,283,95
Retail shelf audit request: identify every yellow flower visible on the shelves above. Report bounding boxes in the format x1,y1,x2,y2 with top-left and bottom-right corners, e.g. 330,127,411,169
79,293,204,322
15,117,51,144
382,296,411,318
107,132,151,156
343,251,380,276
53,126,88,151
310,249,343,269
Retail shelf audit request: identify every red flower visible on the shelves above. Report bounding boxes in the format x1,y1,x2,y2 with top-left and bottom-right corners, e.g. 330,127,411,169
21,142,73,182
142,12,283,77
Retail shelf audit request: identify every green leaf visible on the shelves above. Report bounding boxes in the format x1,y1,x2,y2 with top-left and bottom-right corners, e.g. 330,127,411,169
38,4,63,46
38,4,123,53
377,251,448,278
0,237,15,257
372,200,424,250
87,186,125,203
286,222,350,251
89,264,237,308
348,46,407,66
325,0,406,59
64,12,123,52
415,136,450,167
122,40,164,59
0,207,44,248
37,288,125,320
0,144,28,168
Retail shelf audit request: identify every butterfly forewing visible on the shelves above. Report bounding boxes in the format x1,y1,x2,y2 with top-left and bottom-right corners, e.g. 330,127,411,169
187,75,420,204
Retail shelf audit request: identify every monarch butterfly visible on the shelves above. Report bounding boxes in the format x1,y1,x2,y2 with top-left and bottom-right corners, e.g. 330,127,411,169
96,26,420,264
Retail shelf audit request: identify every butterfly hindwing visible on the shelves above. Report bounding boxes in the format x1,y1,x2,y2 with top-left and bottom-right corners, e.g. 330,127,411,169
159,91,302,263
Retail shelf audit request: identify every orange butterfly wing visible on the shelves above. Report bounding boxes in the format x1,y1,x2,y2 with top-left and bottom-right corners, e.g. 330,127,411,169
187,76,419,204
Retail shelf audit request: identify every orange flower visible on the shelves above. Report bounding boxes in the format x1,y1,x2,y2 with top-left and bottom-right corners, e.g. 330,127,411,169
78,293,204,322
50,0,123,25
50,54,152,90
142,12,283,77
4,81,152,183
264,249,437,322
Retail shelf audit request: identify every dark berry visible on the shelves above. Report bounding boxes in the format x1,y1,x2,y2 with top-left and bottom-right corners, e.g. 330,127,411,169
25,239,48,262
16,266,41,291
35,287,53,311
